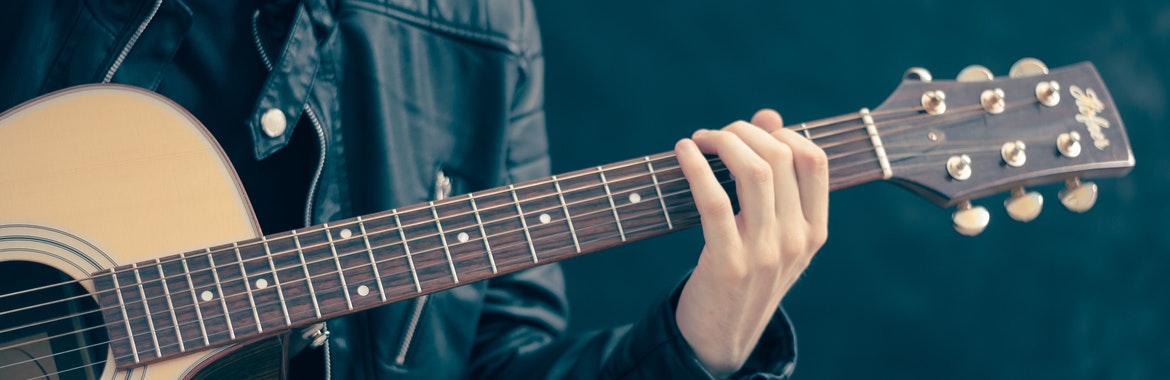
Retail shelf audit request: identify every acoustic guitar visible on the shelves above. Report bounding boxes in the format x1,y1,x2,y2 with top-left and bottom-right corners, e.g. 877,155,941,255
0,59,1134,379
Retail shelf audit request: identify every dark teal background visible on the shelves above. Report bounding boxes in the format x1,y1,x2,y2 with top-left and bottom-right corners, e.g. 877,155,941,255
535,1,1168,378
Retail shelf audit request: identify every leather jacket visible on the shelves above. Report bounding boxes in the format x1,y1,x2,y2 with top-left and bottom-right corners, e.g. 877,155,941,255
0,0,797,378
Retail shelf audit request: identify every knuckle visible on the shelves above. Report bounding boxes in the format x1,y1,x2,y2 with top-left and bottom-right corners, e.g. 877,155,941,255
698,195,734,217
725,120,754,132
722,260,750,282
800,147,830,171
745,159,773,184
756,251,781,272
770,141,794,162
809,224,829,249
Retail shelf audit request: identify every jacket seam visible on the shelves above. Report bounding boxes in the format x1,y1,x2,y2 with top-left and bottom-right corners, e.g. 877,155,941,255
80,0,118,37
344,1,522,56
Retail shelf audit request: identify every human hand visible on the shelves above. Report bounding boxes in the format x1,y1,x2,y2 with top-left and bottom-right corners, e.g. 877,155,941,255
673,109,829,377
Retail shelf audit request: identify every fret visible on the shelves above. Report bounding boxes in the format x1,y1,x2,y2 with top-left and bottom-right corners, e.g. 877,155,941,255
598,166,627,241
155,259,185,352
644,156,674,230
510,184,539,263
357,216,388,301
428,197,495,280
232,243,264,333
323,223,355,310
132,264,161,358
180,252,210,346
555,166,622,252
135,261,180,359
654,155,703,227
233,238,287,332
261,236,292,326
429,202,460,283
326,223,383,306
393,210,423,293
551,175,582,253
157,255,200,351
262,231,316,324
110,269,141,363
468,193,497,273
204,248,236,340
597,158,673,241
291,230,324,319
506,179,580,263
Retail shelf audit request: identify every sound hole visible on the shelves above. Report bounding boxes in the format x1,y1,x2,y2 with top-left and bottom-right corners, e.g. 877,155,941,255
0,261,108,379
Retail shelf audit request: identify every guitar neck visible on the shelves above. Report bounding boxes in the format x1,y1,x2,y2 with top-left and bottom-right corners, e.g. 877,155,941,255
91,113,888,369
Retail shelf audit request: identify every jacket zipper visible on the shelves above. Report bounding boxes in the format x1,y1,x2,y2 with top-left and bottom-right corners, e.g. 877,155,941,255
253,10,332,379
102,0,163,83
395,295,428,366
395,171,452,366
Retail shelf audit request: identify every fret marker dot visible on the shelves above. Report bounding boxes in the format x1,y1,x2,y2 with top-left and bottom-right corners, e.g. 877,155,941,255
340,228,353,239
255,278,268,290
200,290,214,302
539,213,551,224
629,192,642,204
457,232,469,243
357,285,370,296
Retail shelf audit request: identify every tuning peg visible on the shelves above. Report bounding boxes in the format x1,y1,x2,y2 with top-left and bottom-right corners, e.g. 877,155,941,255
904,67,933,82
1009,58,1049,78
952,201,990,236
1059,177,1098,213
957,65,994,82
1057,131,1082,157
1005,187,1044,222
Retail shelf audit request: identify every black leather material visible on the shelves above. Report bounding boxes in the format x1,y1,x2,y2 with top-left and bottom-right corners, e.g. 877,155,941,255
0,1,797,378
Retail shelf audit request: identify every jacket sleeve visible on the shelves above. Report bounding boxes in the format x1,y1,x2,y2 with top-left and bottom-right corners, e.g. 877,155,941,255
467,1,797,378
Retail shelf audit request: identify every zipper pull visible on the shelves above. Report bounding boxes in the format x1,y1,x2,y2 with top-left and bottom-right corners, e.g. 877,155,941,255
434,170,452,200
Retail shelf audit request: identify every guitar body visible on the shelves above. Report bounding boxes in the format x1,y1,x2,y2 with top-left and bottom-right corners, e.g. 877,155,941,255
0,85,281,379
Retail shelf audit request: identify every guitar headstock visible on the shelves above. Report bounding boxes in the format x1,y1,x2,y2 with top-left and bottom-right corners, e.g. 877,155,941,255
874,59,1134,235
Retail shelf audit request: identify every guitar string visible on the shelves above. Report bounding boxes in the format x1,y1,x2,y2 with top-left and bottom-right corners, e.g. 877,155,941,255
0,99,1035,323
2,117,1042,367
0,95,1046,342
0,92,1050,306
0,98,1018,304
0,104,920,305
5,98,1058,371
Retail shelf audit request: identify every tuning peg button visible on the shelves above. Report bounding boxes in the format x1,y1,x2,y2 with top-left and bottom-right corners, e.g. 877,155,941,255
1036,80,1061,107
1009,58,1050,78
957,65,994,82
904,67,933,82
953,201,990,236
1001,140,1027,167
947,154,972,180
1057,131,1082,158
1005,187,1044,222
1059,177,1098,213
921,90,947,115
981,88,1007,114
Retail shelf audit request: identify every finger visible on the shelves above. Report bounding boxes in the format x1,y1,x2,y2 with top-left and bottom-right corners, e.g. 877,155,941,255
722,121,800,229
771,127,830,228
751,109,785,133
690,129,776,236
675,138,738,248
